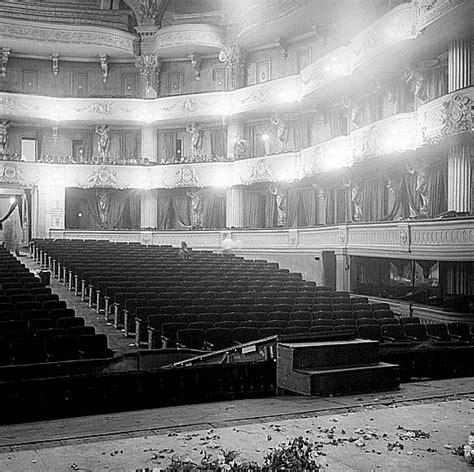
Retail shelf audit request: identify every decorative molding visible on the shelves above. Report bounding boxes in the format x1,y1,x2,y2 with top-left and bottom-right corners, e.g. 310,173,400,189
51,53,59,76
154,24,224,52
174,165,200,187
0,18,138,57
86,166,118,188
188,52,202,80
1,47,11,78
415,0,465,31
135,54,160,97
441,94,473,136
162,97,200,115
48,219,474,261
99,54,109,83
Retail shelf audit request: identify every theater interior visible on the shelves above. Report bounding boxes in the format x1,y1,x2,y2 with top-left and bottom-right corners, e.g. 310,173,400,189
0,0,473,470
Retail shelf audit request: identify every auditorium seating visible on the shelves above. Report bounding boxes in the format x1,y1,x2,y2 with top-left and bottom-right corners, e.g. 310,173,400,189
31,240,473,368
0,246,113,366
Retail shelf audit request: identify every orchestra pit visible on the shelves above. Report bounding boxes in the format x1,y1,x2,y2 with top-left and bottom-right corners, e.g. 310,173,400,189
0,0,473,470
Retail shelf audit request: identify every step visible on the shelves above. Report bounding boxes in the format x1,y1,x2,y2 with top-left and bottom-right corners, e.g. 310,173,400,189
281,362,400,396
278,339,380,370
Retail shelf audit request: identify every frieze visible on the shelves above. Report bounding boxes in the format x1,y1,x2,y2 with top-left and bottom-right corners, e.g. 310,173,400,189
242,159,272,185
75,101,114,115
0,19,137,56
155,29,224,50
241,87,269,106
174,166,200,188
86,167,119,188
0,162,26,185
162,98,200,115
415,0,465,30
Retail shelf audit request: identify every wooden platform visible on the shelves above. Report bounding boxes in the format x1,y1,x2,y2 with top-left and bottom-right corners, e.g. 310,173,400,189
277,339,400,396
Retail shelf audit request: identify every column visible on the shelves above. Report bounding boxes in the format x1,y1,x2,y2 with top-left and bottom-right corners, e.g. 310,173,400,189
226,120,245,160
226,186,244,228
448,39,472,92
448,146,472,213
140,190,157,229
335,250,350,291
141,124,158,162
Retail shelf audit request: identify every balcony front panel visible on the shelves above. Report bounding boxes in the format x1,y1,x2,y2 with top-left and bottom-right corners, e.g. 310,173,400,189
0,17,138,59
49,218,474,261
153,24,225,57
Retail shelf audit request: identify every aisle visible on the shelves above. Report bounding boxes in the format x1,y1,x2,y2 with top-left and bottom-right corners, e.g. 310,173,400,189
21,254,138,357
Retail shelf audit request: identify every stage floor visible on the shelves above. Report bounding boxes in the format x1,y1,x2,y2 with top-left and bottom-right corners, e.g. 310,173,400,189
0,376,473,471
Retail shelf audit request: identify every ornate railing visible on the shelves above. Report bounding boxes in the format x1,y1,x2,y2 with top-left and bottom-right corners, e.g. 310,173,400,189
49,218,474,260
1,2,468,124
1,86,472,189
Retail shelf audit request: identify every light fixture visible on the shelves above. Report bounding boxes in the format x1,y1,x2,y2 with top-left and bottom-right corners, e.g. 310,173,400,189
261,133,270,142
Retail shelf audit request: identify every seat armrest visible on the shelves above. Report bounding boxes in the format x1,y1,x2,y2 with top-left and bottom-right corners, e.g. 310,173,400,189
203,341,214,350
382,335,397,342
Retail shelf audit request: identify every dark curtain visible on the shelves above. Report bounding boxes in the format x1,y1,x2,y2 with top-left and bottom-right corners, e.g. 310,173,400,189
246,124,266,158
264,192,277,228
286,189,300,228
428,163,448,217
386,173,418,220
210,128,227,158
156,191,173,229
162,131,176,162
0,198,19,226
359,179,388,222
244,191,265,228
85,191,103,229
396,79,413,114
201,190,225,228
107,190,128,229
119,132,139,159
425,65,448,102
301,188,317,226
35,130,42,161
172,192,191,228
292,117,311,150
129,191,141,229
325,189,336,225
83,130,94,162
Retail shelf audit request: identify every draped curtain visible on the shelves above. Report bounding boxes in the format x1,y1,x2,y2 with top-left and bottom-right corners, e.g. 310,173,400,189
172,192,191,228
119,132,139,159
385,173,418,220
200,190,225,228
35,130,42,161
264,192,277,228
210,128,227,158
83,130,94,162
425,65,448,102
328,109,347,138
358,179,388,222
244,191,265,228
301,188,317,226
162,131,176,162
246,124,266,158
107,190,128,229
286,190,300,228
325,189,336,225
292,117,311,150
156,191,173,229
85,190,103,230
428,163,448,217
129,191,141,229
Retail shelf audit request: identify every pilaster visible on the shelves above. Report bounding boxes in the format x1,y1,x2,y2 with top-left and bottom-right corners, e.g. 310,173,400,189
448,146,472,213
226,186,244,228
448,38,473,92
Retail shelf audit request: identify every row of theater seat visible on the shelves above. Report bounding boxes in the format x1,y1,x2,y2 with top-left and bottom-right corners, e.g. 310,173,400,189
148,321,472,351
0,247,114,366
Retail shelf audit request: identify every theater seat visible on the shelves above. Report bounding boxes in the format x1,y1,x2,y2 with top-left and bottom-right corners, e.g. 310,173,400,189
205,328,233,351
77,334,113,359
232,327,259,344
176,328,205,350
10,337,47,364
404,324,429,341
